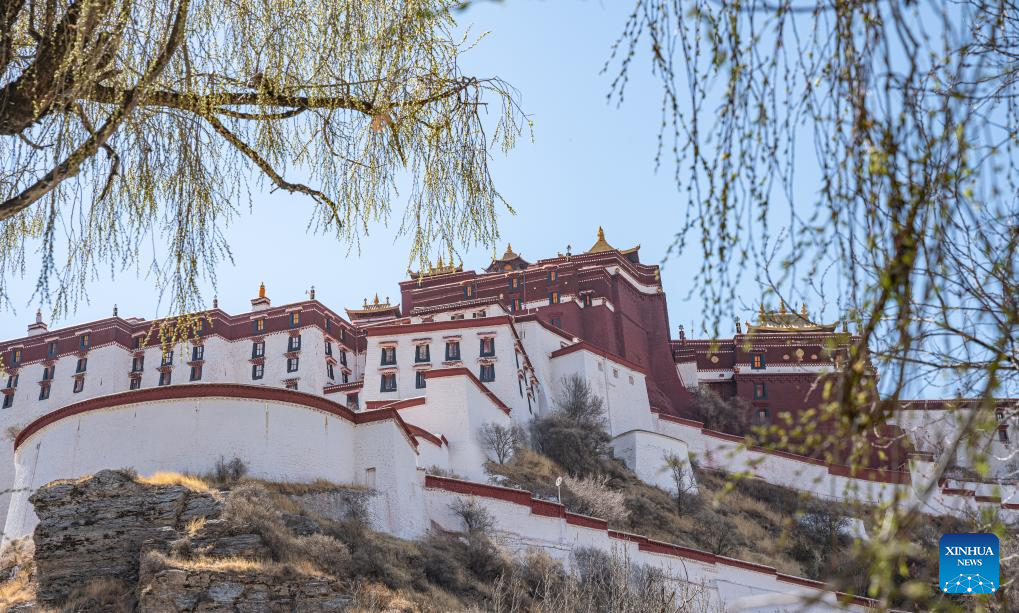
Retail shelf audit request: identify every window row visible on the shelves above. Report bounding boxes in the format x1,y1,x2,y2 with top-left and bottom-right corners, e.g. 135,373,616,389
381,339,494,366
380,363,496,392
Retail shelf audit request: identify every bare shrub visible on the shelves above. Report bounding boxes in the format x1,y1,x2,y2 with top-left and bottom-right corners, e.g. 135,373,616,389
450,496,495,536
530,375,624,478
697,510,744,557
687,389,750,436
563,475,628,524
479,423,521,464
489,546,720,612
664,454,700,514
212,456,249,486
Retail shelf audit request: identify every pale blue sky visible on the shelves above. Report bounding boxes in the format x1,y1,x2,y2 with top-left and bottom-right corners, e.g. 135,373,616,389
1,1,780,340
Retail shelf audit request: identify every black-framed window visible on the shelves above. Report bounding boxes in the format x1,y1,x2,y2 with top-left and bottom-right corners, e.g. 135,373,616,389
340,351,347,366
380,373,397,392
253,318,266,334
548,291,560,305
445,341,461,361
509,276,520,289
252,341,265,358
252,364,264,380
133,335,143,349
189,365,203,381
753,383,767,400
342,371,349,384
161,351,173,367
380,347,396,366
415,344,430,363
79,334,90,350
42,365,55,380
754,408,770,425
129,377,141,390
472,310,487,319
39,384,51,400
464,285,475,299
191,345,204,361
288,335,302,352
47,341,58,357
287,357,300,373
325,340,333,356
75,357,87,373
285,380,298,391
132,356,144,372
480,337,495,357
290,312,301,328
999,428,1009,444
327,363,335,380
581,294,593,307
510,298,522,312
5,374,17,388
416,371,427,389
479,364,495,383
2,394,12,409
10,349,21,366
325,319,332,332
158,371,171,386
751,354,766,369
73,377,85,393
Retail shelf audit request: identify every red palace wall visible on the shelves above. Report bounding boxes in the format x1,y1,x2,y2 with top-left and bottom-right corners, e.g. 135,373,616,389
399,251,693,414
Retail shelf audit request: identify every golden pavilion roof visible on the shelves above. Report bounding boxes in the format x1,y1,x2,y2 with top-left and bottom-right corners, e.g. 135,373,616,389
586,226,639,255
346,294,399,316
746,301,838,334
409,255,464,278
493,243,521,262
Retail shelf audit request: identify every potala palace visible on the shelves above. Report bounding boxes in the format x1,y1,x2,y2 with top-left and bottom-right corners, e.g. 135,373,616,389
0,228,1015,610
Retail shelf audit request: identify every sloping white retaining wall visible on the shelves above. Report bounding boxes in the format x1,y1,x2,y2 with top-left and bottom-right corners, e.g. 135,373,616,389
422,476,874,612
2,386,426,541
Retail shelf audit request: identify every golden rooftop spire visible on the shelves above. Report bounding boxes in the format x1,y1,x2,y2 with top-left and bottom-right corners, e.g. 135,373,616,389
587,226,614,253
779,299,787,315
258,282,266,298
801,303,808,317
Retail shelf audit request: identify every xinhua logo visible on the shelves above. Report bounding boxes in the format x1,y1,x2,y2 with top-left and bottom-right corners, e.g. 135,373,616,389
939,533,999,593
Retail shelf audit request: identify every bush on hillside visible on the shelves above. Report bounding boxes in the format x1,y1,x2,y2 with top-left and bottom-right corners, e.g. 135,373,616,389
687,388,751,436
530,375,626,479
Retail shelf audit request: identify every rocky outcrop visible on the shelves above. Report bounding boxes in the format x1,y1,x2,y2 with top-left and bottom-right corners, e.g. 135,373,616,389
138,566,352,611
30,470,222,605
26,471,355,612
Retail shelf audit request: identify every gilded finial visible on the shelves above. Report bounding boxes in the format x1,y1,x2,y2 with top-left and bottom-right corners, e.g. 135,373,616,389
758,303,765,321
801,303,807,317
779,299,787,315
597,226,605,241
373,294,380,306
258,282,266,298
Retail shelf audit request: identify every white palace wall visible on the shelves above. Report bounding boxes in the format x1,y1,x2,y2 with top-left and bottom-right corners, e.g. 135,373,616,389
2,389,423,541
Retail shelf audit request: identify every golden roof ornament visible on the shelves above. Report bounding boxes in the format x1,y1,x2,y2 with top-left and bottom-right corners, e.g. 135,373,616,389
779,299,787,315
258,282,266,298
587,226,614,253
748,301,837,334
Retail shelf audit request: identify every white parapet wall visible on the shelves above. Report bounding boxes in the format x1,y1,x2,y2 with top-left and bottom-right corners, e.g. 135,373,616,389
651,412,1019,522
2,384,426,541
422,475,877,612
